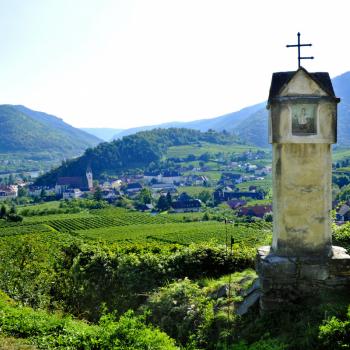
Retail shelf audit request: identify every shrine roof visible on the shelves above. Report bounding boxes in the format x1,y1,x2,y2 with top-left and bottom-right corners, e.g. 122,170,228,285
268,67,336,104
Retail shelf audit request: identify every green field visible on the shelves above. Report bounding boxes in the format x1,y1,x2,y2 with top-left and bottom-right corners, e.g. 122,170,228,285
177,186,213,197
166,142,266,158
236,175,272,192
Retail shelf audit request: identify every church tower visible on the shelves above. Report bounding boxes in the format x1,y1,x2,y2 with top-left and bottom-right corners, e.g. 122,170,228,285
86,168,93,190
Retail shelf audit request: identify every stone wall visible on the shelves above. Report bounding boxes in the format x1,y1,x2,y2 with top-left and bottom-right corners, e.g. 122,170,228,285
257,245,350,311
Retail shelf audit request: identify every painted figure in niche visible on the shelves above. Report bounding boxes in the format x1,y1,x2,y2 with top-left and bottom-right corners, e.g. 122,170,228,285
292,104,317,135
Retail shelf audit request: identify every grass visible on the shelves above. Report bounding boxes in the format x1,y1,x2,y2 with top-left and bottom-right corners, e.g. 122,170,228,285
199,268,257,292
18,201,61,212
177,186,213,197
166,142,268,158
236,176,272,192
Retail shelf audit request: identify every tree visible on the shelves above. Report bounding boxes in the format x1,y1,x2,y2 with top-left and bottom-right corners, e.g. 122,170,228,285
0,205,7,219
138,188,152,205
18,187,28,198
9,205,16,215
93,186,103,201
198,190,211,204
166,192,172,206
157,195,170,211
199,153,210,162
8,174,15,185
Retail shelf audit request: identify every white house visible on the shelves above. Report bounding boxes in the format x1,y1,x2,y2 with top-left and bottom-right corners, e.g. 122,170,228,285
62,188,83,200
0,185,18,200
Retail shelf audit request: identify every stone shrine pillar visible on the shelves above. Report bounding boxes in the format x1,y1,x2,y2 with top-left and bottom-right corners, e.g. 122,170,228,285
257,67,350,311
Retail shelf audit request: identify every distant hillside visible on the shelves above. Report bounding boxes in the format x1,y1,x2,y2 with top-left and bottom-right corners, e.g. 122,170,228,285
35,128,239,185
234,71,350,147
331,72,350,147
0,105,101,155
112,71,350,148
112,103,265,139
80,128,124,141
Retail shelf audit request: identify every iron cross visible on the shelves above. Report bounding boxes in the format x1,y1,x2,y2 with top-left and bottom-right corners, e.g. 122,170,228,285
286,32,314,68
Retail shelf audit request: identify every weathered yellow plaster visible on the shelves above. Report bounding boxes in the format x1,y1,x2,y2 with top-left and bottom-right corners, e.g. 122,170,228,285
269,69,338,257
272,143,332,257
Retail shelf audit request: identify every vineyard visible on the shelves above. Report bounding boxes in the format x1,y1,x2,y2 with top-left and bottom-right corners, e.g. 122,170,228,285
72,220,272,246
0,206,271,248
0,223,54,236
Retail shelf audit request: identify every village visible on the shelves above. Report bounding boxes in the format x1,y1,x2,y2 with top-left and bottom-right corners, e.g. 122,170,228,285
0,150,275,221
2,143,350,226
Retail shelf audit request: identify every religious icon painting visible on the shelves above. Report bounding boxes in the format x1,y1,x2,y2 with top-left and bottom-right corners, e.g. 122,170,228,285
291,103,317,135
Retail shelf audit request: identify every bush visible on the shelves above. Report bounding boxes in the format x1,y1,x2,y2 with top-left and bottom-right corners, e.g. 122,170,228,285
55,242,255,321
6,213,23,222
0,291,178,349
144,278,214,346
333,222,350,249
318,306,350,349
231,339,287,350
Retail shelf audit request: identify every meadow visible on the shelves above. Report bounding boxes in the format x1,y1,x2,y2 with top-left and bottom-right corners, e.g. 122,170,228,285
166,142,265,159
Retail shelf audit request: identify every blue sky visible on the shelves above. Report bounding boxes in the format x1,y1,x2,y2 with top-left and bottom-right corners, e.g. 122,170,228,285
0,0,349,129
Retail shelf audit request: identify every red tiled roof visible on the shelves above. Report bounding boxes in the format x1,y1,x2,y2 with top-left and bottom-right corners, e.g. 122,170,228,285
239,205,272,218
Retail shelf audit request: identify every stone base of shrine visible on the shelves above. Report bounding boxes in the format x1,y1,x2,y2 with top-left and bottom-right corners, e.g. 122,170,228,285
256,245,350,312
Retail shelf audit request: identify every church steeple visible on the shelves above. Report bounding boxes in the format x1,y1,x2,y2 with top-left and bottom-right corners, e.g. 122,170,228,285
86,167,93,190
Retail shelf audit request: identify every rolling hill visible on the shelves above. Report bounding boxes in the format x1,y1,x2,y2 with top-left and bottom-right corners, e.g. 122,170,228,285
35,128,240,185
0,105,101,156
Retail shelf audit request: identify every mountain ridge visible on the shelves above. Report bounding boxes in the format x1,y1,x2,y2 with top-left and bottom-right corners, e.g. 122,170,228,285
0,105,102,156
109,71,350,147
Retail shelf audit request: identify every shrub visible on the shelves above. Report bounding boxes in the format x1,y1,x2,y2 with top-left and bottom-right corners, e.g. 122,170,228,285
0,291,178,349
144,278,214,346
318,307,350,349
231,339,287,350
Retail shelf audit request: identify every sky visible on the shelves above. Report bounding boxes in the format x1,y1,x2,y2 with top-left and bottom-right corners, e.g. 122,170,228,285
0,0,349,129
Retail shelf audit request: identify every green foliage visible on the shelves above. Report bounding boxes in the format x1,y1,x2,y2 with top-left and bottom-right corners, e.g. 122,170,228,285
0,292,178,349
232,339,287,350
198,190,212,203
6,213,23,222
319,315,350,349
0,234,57,309
333,222,350,250
336,184,350,200
137,188,153,205
52,241,255,321
93,186,103,201
0,204,7,218
157,194,170,211
144,278,214,346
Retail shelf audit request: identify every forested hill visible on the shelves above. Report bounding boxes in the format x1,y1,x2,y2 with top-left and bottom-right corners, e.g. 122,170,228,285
35,128,239,185
0,105,101,155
